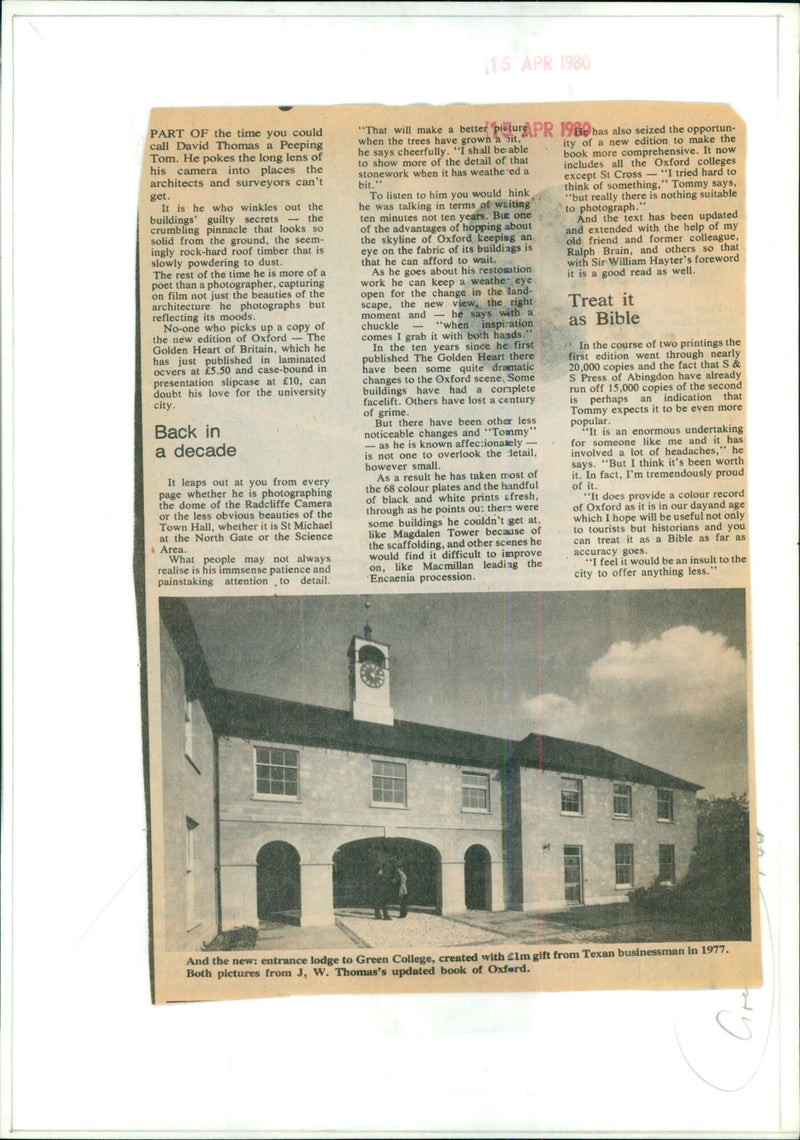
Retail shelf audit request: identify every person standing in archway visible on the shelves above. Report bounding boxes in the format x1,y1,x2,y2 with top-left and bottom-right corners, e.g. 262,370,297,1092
373,865,391,921
396,866,408,919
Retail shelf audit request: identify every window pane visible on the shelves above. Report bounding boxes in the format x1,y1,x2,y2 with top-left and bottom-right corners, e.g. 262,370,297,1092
372,760,406,804
659,844,675,882
657,789,674,821
373,759,403,778
255,747,299,796
463,773,489,810
561,778,582,813
273,749,297,769
615,843,634,886
613,783,631,816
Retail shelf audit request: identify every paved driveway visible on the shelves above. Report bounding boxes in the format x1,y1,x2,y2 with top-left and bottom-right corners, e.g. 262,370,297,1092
255,907,631,951
335,908,505,949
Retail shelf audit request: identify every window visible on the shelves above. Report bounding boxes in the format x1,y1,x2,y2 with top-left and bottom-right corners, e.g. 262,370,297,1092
615,843,634,888
462,771,490,811
657,788,674,822
184,697,194,763
255,747,299,798
372,759,406,805
359,644,385,667
658,844,676,884
613,783,632,817
561,777,583,815
185,817,198,929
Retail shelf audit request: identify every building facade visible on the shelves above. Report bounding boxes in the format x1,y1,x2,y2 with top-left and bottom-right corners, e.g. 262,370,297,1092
158,599,700,949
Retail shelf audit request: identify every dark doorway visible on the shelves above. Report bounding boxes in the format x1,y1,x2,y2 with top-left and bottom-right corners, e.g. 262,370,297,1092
563,845,584,905
257,841,301,921
333,837,442,913
464,844,492,910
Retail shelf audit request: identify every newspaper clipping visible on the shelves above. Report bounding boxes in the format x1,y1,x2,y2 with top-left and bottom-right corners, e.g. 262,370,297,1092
138,102,759,1003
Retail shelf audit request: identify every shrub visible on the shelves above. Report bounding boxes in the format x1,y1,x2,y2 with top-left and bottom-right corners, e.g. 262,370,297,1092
202,926,258,951
629,794,751,939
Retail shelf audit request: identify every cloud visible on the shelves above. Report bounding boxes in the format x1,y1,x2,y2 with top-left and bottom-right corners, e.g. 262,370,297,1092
586,625,746,718
520,625,746,740
522,691,583,725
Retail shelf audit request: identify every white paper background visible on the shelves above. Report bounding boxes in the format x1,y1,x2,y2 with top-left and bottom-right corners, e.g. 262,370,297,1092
2,3,798,1136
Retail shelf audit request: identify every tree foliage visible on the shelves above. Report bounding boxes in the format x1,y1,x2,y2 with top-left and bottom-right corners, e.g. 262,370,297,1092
630,793,751,940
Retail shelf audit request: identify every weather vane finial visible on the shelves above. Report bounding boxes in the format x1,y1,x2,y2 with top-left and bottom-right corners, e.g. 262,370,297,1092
363,598,372,641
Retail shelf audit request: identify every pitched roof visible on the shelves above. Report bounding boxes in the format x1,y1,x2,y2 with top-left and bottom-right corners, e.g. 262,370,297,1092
513,732,702,791
214,689,510,769
161,598,701,793
212,687,702,792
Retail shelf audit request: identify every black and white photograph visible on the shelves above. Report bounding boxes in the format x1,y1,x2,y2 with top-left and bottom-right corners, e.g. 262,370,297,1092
159,589,752,958
5,2,797,1136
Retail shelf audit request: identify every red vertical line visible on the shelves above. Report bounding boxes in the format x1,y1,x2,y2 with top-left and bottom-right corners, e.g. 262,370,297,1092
502,139,516,945
537,592,544,770
538,589,545,951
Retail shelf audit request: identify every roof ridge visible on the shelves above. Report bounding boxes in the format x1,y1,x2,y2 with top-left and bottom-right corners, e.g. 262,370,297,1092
217,687,516,744
213,687,701,791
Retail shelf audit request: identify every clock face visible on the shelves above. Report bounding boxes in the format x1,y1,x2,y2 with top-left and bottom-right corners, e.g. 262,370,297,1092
360,661,385,688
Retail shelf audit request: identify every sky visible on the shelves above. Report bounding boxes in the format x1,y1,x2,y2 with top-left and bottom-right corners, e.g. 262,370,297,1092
184,589,749,799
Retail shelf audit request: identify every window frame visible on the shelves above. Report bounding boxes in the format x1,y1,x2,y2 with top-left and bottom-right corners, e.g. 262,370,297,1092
560,776,584,816
253,744,300,801
614,842,634,889
658,843,676,885
185,817,199,930
613,782,632,818
371,758,407,808
462,769,491,813
657,787,675,823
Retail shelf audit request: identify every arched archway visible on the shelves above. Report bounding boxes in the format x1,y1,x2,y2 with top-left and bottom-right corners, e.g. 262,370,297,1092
256,841,301,922
464,844,492,910
332,837,442,913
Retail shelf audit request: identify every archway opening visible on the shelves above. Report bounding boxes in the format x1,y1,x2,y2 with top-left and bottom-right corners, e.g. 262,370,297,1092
464,844,492,910
256,841,301,923
332,837,442,914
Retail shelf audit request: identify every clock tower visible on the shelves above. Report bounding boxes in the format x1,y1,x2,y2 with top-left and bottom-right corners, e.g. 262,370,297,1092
348,615,393,726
